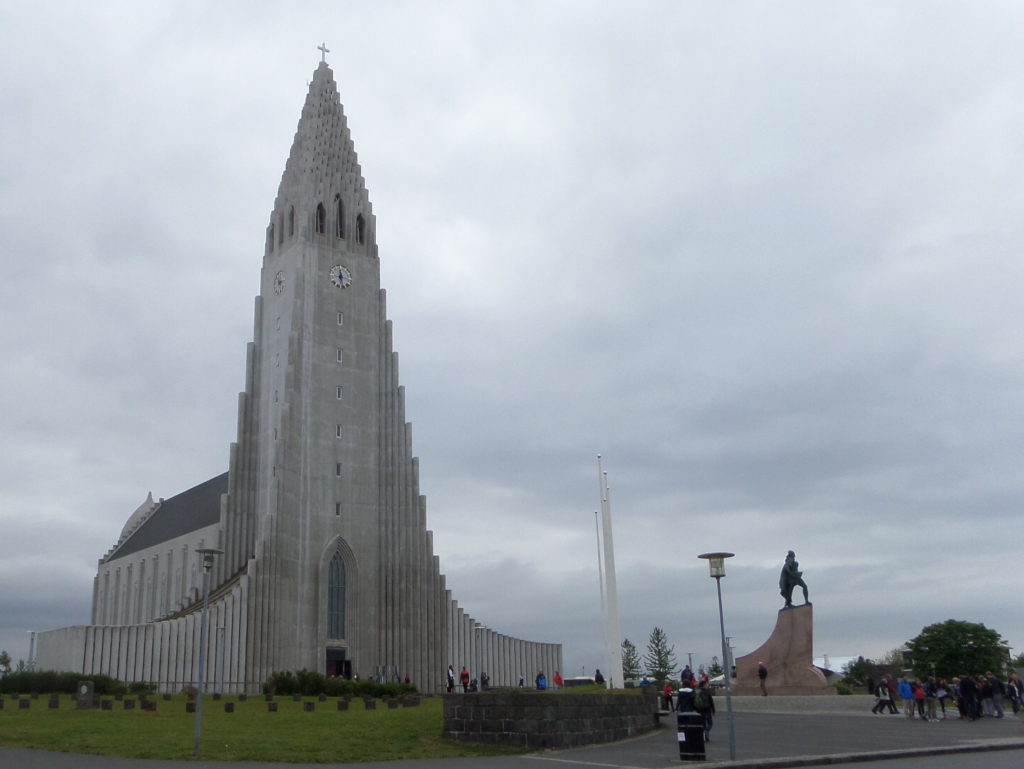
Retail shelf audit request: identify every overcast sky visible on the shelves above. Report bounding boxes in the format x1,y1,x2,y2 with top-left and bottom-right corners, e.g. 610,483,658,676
2,1,1023,678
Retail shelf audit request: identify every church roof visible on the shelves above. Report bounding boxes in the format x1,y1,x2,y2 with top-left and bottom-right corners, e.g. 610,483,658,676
104,472,228,562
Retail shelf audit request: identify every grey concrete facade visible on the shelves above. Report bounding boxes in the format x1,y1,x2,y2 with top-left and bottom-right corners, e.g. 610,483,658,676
36,60,561,693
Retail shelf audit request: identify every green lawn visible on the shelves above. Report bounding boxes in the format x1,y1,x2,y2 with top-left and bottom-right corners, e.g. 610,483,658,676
0,694,529,762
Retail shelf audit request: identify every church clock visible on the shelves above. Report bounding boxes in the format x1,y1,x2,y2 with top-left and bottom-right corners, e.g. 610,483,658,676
273,271,286,294
329,264,352,288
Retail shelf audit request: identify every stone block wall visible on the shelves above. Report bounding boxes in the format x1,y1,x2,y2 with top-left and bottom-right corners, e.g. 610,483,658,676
443,691,660,749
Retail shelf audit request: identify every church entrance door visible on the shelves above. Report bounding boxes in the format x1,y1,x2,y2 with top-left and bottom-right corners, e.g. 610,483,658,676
326,647,351,679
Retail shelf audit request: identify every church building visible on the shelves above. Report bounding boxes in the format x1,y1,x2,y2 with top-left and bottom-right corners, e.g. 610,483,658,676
36,56,562,693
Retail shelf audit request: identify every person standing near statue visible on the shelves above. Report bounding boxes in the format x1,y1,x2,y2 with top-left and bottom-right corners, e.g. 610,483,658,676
758,661,768,696
779,550,809,608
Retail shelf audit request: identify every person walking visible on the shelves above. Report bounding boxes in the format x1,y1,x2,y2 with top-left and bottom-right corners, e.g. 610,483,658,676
1007,673,1022,714
694,680,716,742
663,681,675,711
758,661,768,696
872,676,893,714
925,678,938,721
460,666,470,693
898,676,914,718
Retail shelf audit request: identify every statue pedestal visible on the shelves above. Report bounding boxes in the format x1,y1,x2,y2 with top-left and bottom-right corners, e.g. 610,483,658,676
732,604,834,696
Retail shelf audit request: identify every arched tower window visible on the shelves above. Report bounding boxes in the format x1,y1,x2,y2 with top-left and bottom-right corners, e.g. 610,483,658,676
267,223,275,252
288,206,295,237
327,552,346,638
356,214,365,245
278,213,284,244
335,195,345,238
315,203,326,234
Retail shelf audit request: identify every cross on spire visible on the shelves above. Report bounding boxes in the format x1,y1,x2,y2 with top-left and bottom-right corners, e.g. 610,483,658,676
318,42,330,62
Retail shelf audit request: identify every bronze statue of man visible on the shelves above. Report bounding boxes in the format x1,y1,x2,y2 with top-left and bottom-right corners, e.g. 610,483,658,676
779,550,809,608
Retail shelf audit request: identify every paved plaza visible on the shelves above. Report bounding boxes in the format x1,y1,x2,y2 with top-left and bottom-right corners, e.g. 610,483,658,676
2,695,1023,768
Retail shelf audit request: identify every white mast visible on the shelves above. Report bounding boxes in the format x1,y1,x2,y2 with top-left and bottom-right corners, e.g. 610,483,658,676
594,510,607,680
597,455,623,688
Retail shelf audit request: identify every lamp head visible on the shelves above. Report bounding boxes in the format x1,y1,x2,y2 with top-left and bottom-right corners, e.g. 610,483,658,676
698,551,734,578
196,547,223,570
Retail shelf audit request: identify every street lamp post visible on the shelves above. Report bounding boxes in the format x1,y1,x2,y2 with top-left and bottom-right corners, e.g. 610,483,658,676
193,547,222,757
698,552,736,761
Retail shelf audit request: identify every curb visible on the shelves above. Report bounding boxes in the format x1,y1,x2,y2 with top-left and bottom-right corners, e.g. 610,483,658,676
698,739,1024,768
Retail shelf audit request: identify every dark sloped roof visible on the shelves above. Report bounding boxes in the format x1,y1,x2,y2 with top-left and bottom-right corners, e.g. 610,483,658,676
105,472,228,562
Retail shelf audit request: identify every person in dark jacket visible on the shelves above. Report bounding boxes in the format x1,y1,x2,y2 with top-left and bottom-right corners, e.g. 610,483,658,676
694,680,716,741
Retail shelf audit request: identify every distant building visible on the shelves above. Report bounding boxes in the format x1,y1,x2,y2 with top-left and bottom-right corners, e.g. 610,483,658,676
36,57,561,693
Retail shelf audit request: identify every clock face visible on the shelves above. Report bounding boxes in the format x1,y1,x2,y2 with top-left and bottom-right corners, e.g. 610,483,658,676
273,271,285,294
329,264,352,289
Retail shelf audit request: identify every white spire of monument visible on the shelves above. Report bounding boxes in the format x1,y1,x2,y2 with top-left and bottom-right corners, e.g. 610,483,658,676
597,455,623,688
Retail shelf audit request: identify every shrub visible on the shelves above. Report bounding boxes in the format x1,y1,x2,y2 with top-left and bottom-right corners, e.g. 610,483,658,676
262,670,416,698
0,671,126,695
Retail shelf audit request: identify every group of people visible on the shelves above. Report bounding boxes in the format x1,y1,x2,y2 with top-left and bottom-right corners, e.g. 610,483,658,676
662,666,717,742
870,672,1023,720
446,664,564,693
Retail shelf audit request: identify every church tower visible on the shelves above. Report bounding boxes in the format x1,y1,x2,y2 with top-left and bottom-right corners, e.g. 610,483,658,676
36,57,561,693
222,59,442,684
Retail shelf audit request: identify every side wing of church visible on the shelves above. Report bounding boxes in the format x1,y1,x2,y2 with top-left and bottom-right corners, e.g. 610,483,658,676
36,60,562,693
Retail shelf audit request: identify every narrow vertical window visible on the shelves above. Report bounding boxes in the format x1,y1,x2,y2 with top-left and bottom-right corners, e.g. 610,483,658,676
336,348,343,363
327,552,346,638
334,502,342,517
315,203,326,234
356,213,365,245
288,205,295,236
336,386,343,399
267,224,275,252
278,214,284,244
335,462,342,477
337,311,344,326
336,424,342,438
335,195,345,238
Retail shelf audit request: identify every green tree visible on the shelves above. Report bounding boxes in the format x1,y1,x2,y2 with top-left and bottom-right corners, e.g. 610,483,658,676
621,638,642,681
643,626,677,682
0,650,10,674
907,619,1008,679
841,656,874,686
706,656,723,677
881,647,906,667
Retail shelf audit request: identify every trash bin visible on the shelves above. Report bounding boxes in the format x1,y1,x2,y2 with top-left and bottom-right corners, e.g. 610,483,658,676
677,712,705,761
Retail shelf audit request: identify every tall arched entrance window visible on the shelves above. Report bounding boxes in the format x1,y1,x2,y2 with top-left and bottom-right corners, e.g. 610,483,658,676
327,552,345,639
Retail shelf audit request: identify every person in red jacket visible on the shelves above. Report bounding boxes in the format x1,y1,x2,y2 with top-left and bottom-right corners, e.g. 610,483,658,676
460,666,470,693
553,671,564,689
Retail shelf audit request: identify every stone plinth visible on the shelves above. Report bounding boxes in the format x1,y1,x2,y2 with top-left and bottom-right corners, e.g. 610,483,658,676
733,604,834,696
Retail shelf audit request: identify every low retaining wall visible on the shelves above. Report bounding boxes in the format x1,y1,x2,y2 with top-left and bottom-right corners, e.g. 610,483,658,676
443,690,660,749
